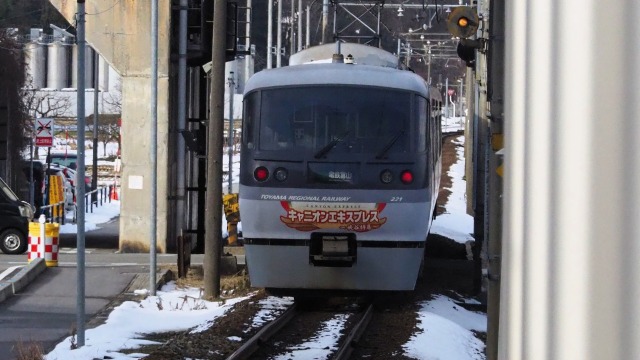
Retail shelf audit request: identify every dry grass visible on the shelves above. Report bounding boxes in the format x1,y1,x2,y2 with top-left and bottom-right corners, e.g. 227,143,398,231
165,265,253,299
13,340,44,360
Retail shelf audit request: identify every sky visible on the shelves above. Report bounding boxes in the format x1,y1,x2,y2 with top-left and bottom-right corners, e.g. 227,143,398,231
42,117,486,360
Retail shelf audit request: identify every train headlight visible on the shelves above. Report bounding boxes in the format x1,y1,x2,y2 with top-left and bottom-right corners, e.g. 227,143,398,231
254,166,269,182
400,170,414,184
274,167,288,182
380,169,393,184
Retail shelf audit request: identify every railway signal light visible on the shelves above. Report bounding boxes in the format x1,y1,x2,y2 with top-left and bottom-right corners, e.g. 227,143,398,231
446,6,479,39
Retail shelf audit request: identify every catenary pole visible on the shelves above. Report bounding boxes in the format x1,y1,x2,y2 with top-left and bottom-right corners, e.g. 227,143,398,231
322,0,329,44
445,78,449,117
150,0,158,296
267,0,273,69
277,0,282,67
290,0,295,55
75,0,87,347
227,71,234,194
486,0,505,358
204,0,227,299
305,5,310,48
92,51,99,203
245,0,251,83
298,0,302,51
177,0,188,244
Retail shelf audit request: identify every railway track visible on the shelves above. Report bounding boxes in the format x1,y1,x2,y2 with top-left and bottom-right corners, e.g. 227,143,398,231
226,299,374,360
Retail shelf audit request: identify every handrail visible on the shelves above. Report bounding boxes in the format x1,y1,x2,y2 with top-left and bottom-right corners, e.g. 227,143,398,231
37,184,118,224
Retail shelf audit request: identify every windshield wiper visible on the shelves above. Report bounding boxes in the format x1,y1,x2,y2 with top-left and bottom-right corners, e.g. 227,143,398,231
375,131,405,159
314,130,351,159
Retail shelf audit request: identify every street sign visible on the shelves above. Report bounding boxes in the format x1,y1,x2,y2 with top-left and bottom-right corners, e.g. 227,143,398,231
35,118,54,147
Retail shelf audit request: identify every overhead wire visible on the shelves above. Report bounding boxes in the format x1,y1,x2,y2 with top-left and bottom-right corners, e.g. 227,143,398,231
0,8,44,23
85,0,121,16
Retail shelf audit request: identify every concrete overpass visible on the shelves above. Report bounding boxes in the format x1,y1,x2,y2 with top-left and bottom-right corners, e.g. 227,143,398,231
49,0,176,253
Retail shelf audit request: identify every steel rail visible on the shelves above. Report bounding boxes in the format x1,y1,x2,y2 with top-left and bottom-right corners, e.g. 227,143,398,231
332,302,375,360
226,304,298,360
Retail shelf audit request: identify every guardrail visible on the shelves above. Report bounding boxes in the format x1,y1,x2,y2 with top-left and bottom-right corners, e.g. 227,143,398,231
39,184,118,224
39,201,67,225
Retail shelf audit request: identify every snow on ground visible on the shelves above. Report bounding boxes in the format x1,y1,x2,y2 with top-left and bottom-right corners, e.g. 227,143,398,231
45,285,251,360
272,314,350,360
431,135,475,244
58,199,120,234
404,296,487,360
45,119,486,360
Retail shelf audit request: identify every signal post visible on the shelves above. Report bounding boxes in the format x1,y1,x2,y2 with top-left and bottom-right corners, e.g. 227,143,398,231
447,4,504,360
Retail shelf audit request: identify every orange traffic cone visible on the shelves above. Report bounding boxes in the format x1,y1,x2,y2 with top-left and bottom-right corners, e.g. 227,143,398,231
111,184,119,201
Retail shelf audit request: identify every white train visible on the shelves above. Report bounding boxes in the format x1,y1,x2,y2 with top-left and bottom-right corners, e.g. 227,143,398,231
239,44,442,293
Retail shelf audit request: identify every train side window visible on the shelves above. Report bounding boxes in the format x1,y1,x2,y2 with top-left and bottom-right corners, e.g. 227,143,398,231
416,96,427,151
242,92,259,149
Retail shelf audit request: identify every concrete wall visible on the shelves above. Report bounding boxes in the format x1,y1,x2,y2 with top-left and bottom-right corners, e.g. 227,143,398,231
49,0,172,252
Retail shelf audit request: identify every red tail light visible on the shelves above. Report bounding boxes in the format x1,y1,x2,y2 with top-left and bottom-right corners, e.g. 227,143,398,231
254,167,269,182
400,170,414,184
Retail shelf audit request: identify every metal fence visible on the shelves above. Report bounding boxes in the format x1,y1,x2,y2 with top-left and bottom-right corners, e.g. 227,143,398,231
39,184,118,224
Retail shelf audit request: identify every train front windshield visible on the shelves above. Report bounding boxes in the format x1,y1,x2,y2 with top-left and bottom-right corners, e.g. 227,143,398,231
244,86,424,156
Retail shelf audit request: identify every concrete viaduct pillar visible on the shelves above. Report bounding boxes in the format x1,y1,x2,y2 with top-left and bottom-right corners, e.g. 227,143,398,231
49,1,172,252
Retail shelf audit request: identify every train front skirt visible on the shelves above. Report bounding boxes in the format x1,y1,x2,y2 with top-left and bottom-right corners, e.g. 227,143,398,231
244,241,424,291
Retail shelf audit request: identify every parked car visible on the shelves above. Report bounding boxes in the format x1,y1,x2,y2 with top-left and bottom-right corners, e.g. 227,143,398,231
0,177,34,254
46,152,78,170
45,166,75,212
21,160,45,212
56,165,91,194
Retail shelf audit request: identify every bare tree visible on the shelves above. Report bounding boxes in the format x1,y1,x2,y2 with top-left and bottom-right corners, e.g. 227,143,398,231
102,79,122,114
99,79,122,156
21,79,72,157
88,114,121,156
0,29,28,189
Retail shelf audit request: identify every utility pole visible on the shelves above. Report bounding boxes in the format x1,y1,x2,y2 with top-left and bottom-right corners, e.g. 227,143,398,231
204,0,227,299
150,0,159,297
75,0,87,347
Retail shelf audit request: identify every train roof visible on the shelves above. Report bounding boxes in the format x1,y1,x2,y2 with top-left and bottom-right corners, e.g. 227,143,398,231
289,43,400,68
244,63,430,97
